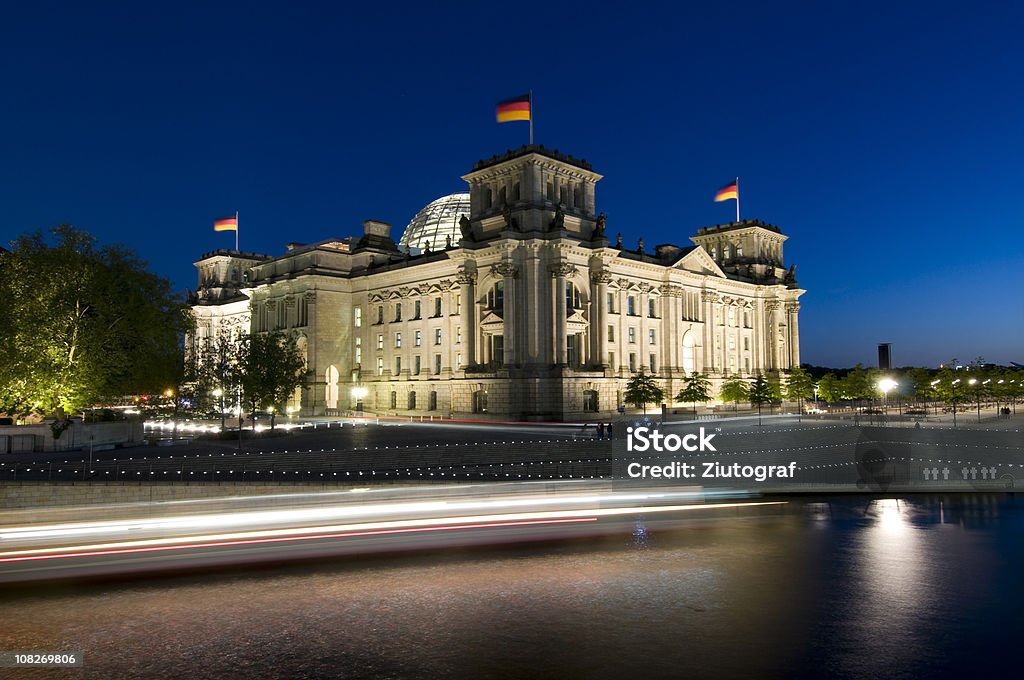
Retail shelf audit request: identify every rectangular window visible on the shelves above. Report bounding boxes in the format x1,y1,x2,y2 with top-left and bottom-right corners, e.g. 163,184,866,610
377,334,384,350
377,305,384,324
415,330,422,347
435,329,442,345
434,354,441,375
355,338,362,365
456,353,463,369
607,325,615,342
608,351,615,366
650,354,657,373
629,352,637,372
648,299,656,318
628,327,636,344
649,329,656,345
395,332,402,348
376,357,384,376
743,337,750,351
456,326,462,343
434,297,442,317
607,292,615,314
567,335,577,366
414,300,421,319
456,295,461,315
395,356,402,375
395,303,402,322
414,355,421,375
354,307,362,327
627,296,636,316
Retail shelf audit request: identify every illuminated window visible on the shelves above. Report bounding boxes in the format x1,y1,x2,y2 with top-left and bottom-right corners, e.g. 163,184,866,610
435,329,442,345
395,333,402,348
415,331,422,347
649,329,656,345
354,307,362,327
628,327,636,344
376,357,384,376
377,334,383,350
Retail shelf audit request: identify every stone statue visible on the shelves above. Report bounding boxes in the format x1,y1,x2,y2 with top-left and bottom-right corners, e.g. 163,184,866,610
549,203,565,231
459,215,473,241
445,234,452,249
593,213,607,238
616,232,623,248
637,237,644,255
502,203,519,231
784,264,797,284
422,240,431,254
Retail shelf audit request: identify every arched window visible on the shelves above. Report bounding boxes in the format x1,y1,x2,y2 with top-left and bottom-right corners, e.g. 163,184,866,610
408,391,416,410
473,390,488,413
583,390,599,412
682,331,696,374
325,365,339,410
428,391,438,411
390,391,397,409
565,282,581,310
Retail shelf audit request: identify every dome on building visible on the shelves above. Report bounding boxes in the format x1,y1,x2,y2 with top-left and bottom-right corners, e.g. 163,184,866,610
399,192,470,253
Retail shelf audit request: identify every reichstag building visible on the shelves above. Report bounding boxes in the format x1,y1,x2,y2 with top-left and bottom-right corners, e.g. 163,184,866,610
189,145,804,419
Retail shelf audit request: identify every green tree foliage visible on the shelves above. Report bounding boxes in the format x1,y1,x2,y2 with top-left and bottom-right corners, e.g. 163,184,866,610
815,373,841,402
784,367,815,410
675,372,712,415
748,374,775,422
624,368,664,414
840,364,874,402
0,226,189,417
719,374,750,411
237,332,307,428
905,368,935,404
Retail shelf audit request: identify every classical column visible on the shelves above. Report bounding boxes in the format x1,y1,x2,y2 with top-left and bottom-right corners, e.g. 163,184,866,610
592,271,612,367
765,301,780,371
493,262,518,367
457,270,477,366
787,302,801,368
526,249,540,361
701,290,718,373
550,263,575,366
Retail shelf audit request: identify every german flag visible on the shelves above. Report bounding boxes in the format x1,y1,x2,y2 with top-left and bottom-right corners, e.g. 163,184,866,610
213,214,238,232
714,180,739,202
496,94,531,123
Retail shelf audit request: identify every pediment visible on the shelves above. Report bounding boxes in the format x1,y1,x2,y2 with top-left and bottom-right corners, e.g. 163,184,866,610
674,247,727,277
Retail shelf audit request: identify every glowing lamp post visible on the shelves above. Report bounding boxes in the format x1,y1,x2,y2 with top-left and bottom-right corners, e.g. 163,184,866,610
351,386,368,413
878,378,897,418
951,379,961,427
213,388,225,432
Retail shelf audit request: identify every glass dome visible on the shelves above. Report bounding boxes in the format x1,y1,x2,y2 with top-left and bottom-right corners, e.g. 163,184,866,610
399,192,470,253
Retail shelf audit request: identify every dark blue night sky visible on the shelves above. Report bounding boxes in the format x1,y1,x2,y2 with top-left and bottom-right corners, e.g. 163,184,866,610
2,1,1021,367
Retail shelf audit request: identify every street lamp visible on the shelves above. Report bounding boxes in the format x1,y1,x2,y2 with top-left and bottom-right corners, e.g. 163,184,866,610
968,378,979,423
212,388,225,432
813,384,820,409
351,386,368,413
951,379,961,427
878,378,897,418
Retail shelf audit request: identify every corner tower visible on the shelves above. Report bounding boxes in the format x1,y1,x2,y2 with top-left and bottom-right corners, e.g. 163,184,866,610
459,145,603,242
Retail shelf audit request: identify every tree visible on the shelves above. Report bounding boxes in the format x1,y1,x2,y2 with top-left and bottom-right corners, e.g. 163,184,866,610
841,364,874,404
748,374,774,425
905,367,935,406
624,369,664,415
816,373,842,403
675,372,712,417
0,226,189,418
719,374,750,412
784,366,815,412
766,372,784,412
237,332,307,429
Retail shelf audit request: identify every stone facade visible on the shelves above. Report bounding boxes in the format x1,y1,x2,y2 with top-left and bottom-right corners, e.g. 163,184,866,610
189,145,804,420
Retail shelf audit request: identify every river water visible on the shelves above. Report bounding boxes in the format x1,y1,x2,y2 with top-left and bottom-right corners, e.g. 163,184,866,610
2,494,1021,679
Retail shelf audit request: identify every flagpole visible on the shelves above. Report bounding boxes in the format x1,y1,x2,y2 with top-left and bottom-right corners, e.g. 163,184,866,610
235,210,239,252
528,90,534,145
735,177,740,222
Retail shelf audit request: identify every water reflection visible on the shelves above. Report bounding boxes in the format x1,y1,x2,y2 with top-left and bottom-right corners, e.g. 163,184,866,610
0,494,1021,679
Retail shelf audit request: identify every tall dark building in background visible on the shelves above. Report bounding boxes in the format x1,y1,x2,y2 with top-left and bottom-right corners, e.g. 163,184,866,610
878,343,892,370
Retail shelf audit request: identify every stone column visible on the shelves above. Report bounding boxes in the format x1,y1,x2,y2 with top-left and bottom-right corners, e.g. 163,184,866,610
787,302,801,368
592,271,612,367
701,290,718,373
457,270,477,366
551,263,575,366
765,301,780,371
493,262,518,368
526,248,541,362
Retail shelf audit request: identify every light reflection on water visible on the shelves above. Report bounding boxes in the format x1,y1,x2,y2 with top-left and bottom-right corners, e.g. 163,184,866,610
1,494,1022,679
